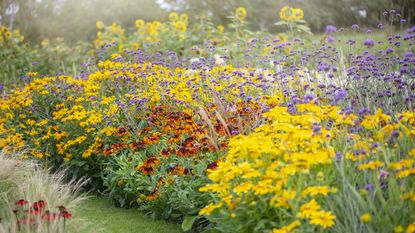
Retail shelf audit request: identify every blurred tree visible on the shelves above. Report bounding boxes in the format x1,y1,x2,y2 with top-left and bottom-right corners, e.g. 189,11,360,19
1,0,414,44
1,0,166,43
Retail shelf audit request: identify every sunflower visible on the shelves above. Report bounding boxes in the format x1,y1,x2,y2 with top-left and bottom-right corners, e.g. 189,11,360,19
235,7,247,21
174,21,187,33
180,13,189,24
279,6,293,21
293,8,304,21
5,31,12,40
168,12,179,22
135,19,145,29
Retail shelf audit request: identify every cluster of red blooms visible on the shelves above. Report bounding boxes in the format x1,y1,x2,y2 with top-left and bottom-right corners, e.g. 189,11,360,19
136,156,160,175
13,199,72,230
101,102,265,202
102,142,130,156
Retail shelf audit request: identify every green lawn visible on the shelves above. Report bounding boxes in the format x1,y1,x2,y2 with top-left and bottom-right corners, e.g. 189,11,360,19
74,197,183,233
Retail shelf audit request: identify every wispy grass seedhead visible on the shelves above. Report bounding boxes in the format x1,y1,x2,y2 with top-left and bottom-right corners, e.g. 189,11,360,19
0,151,89,233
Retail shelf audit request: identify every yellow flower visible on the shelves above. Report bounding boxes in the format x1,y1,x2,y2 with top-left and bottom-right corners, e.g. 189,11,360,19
394,225,404,233
293,8,304,21
198,202,222,216
5,31,12,39
280,6,294,21
233,181,253,195
358,160,384,171
272,220,301,233
396,168,415,179
407,223,415,233
168,12,179,22
301,186,332,197
361,108,391,129
316,171,324,181
135,19,145,28
360,213,371,223
180,13,188,23
309,210,336,229
96,21,105,29
299,199,320,218
217,25,224,33
401,192,415,203
390,159,414,170
235,7,247,21
174,21,187,33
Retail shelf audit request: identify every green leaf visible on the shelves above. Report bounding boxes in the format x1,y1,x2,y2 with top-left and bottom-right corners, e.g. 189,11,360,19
274,21,288,26
181,215,198,232
296,25,312,34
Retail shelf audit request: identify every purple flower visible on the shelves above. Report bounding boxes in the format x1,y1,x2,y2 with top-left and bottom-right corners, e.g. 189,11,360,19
406,26,415,34
336,152,342,160
304,93,316,102
352,24,359,29
364,183,374,191
379,171,389,179
326,36,335,44
364,38,375,48
325,25,337,34
332,89,347,104
386,47,394,54
404,52,414,59
312,122,322,135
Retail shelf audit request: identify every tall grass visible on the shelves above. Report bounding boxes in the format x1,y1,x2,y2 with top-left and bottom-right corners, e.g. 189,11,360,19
0,151,89,233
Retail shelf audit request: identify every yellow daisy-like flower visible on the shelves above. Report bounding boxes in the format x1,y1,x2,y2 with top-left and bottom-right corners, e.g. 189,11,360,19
309,210,336,229
299,199,320,218
358,160,384,170
235,7,247,21
198,202,222,216
360,213,371,223
272,220,301,233
301,186,333,197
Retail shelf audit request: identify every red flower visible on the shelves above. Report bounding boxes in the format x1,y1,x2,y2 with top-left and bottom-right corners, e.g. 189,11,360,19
29,200,47,215
206,160,219,171
15,199,28,206
32,200,47,209
59,211,72,219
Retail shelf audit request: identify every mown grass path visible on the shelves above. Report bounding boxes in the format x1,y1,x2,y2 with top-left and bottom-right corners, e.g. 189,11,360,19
74,198,182,233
